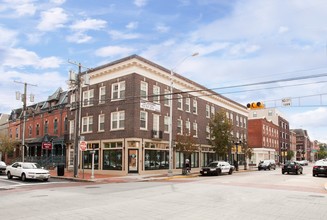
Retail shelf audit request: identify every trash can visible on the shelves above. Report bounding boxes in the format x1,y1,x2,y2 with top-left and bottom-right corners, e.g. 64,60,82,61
57,164,65,176
182,168,187,175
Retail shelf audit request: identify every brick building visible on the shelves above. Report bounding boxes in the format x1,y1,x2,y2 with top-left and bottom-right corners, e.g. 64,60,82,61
7,88,68,166
67,55,248,175
248,118,279,165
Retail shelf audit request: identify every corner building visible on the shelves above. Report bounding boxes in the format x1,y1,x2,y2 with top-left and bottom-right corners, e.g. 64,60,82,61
68,55,248,175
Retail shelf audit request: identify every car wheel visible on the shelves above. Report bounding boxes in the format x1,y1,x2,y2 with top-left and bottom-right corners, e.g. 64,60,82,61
296,170,299,175
7,171,12,179
43,178,48,182
217,169,221,176
21,173,26,181
313,173,315,177
228,169,233,175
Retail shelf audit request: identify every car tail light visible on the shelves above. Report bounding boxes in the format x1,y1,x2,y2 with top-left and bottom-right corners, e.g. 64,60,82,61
313,166,318,169
294,165,297,169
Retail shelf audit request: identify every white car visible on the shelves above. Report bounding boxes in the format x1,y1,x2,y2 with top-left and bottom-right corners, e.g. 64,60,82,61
6,162,50,181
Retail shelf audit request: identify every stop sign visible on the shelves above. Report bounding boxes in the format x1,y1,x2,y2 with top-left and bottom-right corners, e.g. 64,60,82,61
79,141,87,151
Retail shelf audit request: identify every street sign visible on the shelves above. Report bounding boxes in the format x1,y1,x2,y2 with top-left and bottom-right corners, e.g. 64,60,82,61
42,142,52,150
282,98,291,106
79,141,87,151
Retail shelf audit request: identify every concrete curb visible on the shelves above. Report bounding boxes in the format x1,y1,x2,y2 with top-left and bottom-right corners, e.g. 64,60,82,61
325,183,327,191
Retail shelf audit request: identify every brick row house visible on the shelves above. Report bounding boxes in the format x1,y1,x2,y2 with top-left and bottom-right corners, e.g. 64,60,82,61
290,129,312,161
66,55,248,175
7,88,68,166
248,108,291,165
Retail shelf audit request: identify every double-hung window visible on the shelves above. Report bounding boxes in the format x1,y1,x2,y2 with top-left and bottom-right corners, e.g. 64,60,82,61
83,89,94,107
54,119,58,134
164,89,170,106
177,119,183,134
140,81,148,100
82,116,93,133
111,111,125,130
185,121,190,135
112,81,125,100
140,111,148,130
193,99,197,114
206,105,210,118
98,114,105,132
177,94,183,110
153,85,160,103
185,98,190,112
164,116,169,133
99,86,106,104
193,122,198,137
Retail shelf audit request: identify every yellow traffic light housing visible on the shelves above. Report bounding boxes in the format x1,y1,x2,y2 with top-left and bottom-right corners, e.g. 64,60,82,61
246,102,265,109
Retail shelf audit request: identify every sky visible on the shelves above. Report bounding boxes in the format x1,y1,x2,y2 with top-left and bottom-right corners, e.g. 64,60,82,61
1,0,327,142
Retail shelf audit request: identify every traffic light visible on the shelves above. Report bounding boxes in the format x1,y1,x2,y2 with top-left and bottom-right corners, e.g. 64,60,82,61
246,102,265,109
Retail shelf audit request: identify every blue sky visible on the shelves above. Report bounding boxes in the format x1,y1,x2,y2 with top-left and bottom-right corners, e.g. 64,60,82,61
1,0,327,142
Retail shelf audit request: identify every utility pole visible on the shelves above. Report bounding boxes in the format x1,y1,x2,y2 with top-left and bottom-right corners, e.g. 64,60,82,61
14,81,37,162
68,60,91,178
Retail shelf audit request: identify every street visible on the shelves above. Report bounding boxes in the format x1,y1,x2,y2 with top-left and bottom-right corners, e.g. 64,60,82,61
0,165,326,220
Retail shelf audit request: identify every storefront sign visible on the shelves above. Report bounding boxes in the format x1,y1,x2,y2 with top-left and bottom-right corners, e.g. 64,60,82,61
42,142,52,150
140,101,161,112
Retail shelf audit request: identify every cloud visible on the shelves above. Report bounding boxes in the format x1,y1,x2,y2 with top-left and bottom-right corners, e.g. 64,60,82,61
126,22,138,30
155,23,170,33
70,18,107,31
0,27,18,46
134,0,148,7
66,31,92,43
50,0,66,5
3,48,63,69
108,30,140,40
2,0,36,16
95,46,135,57
37,7,68,31
290,108,327,128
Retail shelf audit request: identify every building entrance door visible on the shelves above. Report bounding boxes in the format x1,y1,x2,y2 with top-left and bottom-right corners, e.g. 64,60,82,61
128,149,138,173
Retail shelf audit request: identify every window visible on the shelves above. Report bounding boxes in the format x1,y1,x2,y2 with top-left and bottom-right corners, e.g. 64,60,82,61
140,81,148,100
83,89,94,107
111,111,125,130
112,81,125,100
28,125,32,138
64,117,68,132
164,89,170,106
153,85,160,103
44,121,48,134
140,111,148,130
82,116,93,133
193,122,198,137
177,94,183,110
211,106,215,117
253,112,257,117
244,118,247,128
99,86,106,104
15,128,18,138
177,119,183,134
54,119,58,134
236,115,239,126
206,125,210,139
153,114,160,133
70,93,76,104
185,121,190,135
164,116,169,133
98,114,105,132
193,99,197,114
206,105,210,118
185,98,190,112
36,124,40,136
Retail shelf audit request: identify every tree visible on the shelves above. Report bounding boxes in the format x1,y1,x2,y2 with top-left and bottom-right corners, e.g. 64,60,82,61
0,134,17,160
317,145,327,159
208,109,233,158
286,150,294,161
175,133,198,164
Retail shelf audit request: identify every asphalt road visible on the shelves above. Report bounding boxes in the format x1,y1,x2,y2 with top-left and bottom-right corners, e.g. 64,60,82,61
0,164,326,220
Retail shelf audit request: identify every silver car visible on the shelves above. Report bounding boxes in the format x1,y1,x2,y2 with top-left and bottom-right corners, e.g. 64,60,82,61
0,161,7,174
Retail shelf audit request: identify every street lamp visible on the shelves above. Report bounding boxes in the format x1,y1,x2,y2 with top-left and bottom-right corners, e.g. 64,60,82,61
233,140,242,171
168,52,199,177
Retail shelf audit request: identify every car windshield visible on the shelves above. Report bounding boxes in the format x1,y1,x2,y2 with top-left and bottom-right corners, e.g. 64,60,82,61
22,163,41,169
315,161,327,166
207,162,218,168
0,162,6,166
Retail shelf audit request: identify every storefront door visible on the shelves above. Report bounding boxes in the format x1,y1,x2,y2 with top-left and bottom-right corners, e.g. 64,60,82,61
128,149,138,173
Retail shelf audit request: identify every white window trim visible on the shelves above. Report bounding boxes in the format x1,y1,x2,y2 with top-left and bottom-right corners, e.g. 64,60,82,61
185,98,190,112
164,116,169,133
140,81,148,100
98,114,105,132
140,111,148,130
111,81,126,100
82,116,93,133
177,94,183,110
153,85,160,104
111,111,125,130
83,89,94,107
99,86,106,104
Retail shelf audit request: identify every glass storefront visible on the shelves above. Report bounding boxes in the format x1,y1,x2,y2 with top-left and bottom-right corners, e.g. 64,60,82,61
102,142,123,170
176,152,199,168
144,149,169,170
83,150,99,169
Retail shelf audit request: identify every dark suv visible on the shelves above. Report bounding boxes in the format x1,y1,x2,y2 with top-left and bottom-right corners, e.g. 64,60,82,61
282,161,303,175
258,160,276,171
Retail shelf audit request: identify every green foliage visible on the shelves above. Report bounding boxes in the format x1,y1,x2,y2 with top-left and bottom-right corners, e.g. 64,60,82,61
286,150,294,160
317,146,327,159
208,109,233,157
0,134,17,156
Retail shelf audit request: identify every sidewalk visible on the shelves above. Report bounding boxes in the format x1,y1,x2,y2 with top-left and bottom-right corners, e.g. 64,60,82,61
49,169,201,183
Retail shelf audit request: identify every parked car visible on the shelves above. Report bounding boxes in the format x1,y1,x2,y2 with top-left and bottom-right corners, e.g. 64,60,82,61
282,161,303,175
200,161,234,176
258,160,276,171
297,160,309,166
0,161,7,174
312,159,327,177
5,162,50,181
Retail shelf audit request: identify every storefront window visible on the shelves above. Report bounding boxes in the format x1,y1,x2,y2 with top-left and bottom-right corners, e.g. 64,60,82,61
83,150,99,169
144,149,169,170
176,152,199,168
103,149,122,170
201,152,218,166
